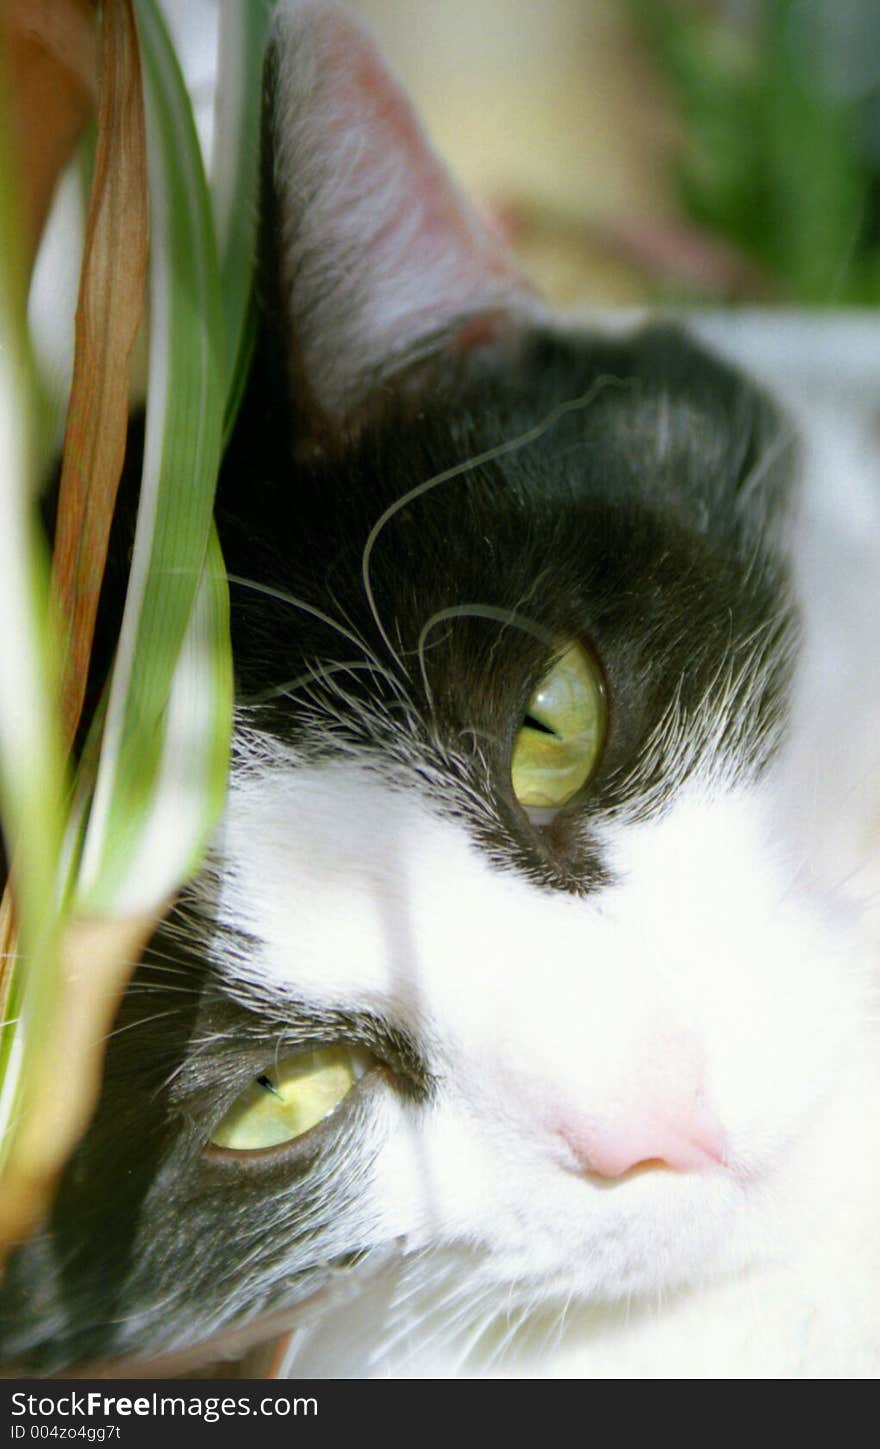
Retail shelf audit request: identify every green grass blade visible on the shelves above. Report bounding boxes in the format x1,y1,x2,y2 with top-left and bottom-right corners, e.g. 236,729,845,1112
75,0,273,915
104,528,232,908
212,0,275,437
76,0,228,914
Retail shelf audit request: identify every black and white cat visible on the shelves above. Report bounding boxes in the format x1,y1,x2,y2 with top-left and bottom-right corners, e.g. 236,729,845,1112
2,0,879,1378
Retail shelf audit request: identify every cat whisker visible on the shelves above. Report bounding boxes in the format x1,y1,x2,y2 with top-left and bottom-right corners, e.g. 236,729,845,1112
549,1283,577,1358
152,1058,191,1101
475,1293,532,1375
382,1268,490,1373
243,659,397,706
361,378,625,671
228,575,407,701
104,1007,192,1042
442,1294,504,1376
484,568,552,676
416,603,554,712
123,982,199,998
457,725,504,750
227,575,359,650
136,949,196,972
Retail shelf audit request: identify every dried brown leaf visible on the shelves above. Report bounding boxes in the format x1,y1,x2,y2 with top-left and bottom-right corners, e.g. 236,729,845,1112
0,0,152,1261
52,0,149,747
3,0,97,264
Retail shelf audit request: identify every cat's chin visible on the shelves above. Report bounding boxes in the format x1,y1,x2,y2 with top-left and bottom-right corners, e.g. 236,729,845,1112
277,1210,763,1380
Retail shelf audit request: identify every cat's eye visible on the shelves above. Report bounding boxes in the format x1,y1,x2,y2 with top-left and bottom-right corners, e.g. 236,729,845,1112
208,1045,367,1153
511,642,607,810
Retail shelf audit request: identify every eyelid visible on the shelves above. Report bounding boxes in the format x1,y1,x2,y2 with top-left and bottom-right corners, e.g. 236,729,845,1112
523,804,561,827
203,1057,381,1170
308,1013,433,1100
199,1006,434,1171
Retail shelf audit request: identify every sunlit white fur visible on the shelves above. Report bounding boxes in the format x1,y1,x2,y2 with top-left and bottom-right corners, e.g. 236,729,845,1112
182,19,880,1354
153,0,880,1380
204,367,880,1375
19,0,880,1379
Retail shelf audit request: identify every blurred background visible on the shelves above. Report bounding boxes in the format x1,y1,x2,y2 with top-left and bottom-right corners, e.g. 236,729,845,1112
343,0,880,308
19,0,880,349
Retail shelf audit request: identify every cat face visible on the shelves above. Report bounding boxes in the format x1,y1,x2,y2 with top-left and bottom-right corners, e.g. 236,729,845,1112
189,326,862,1355
1,1,876,1375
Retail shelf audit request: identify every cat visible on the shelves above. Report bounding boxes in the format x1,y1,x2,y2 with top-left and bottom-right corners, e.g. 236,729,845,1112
2,0,879,1378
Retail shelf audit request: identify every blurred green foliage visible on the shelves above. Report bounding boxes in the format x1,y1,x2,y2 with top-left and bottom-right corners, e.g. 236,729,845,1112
632,0,880,303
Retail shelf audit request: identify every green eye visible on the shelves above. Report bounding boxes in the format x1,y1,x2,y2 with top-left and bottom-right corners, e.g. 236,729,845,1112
511,642,607,809
208,1045,366,1153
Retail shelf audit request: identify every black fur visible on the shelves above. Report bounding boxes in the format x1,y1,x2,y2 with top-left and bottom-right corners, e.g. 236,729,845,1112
0,306,798,1371
222,318,797,871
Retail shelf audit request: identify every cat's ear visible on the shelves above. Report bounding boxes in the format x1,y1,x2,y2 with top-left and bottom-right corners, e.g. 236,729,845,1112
264,0,540,449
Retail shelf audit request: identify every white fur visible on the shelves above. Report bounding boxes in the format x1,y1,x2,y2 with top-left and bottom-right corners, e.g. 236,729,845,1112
21,1,878,1378
155,1,880,1381
208,361,880,1376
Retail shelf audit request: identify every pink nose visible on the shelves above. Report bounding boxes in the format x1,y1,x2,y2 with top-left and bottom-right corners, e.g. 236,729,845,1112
558,1100,727,1179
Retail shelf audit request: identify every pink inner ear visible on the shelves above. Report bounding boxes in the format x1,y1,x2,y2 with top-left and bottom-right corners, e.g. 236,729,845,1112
270,0,539,431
